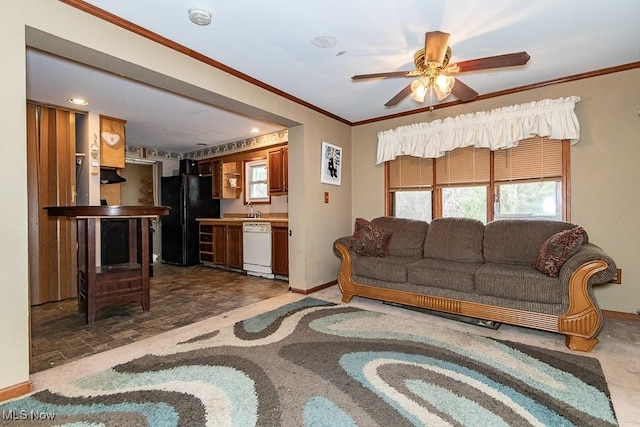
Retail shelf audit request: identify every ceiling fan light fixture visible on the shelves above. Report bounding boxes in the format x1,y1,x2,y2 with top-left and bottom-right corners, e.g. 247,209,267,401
410,77,429,103
434,74,455,101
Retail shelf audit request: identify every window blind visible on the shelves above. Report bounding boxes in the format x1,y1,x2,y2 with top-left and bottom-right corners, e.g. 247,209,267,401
388,156,433,190
494,137,562,182
435,146,490,187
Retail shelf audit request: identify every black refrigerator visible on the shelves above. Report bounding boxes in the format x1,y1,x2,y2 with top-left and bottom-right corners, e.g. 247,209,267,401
161,172,220,266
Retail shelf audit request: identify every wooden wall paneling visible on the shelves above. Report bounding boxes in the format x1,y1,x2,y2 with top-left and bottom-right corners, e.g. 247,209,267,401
26,104,77,305
55,109,77,300
26,103,41,304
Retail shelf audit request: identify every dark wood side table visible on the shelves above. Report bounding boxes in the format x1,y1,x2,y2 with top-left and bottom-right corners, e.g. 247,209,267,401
45,206,170,324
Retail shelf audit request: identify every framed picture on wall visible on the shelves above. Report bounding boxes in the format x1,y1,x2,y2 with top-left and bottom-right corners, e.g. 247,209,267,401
320,141,342,186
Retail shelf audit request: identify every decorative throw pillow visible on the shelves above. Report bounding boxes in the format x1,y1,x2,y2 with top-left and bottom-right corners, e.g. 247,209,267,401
533,226,585,277
349,218,393,257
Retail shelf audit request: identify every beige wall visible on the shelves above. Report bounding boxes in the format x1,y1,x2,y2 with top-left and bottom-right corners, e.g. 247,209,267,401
0,0,351,392
0,2,30,392
351,68,640,314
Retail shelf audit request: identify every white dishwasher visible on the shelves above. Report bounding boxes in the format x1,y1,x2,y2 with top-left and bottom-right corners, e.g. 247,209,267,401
242,221,274,278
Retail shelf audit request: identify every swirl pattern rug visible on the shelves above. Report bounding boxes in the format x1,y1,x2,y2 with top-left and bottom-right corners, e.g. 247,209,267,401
1,298,617,426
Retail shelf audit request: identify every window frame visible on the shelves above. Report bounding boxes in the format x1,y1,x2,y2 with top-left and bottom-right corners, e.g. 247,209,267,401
244,159,270,204
386,139,570,222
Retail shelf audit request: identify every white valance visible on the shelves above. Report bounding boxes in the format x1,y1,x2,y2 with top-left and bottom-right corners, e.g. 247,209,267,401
376,96,581,164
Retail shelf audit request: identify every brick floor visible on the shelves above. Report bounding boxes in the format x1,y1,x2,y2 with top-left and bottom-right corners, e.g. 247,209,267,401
30,263,289,373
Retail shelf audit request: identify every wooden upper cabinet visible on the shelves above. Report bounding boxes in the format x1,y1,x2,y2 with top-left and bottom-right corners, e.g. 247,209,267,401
268,146,288,195
198,159,213,176
222,161,242,199
100,115,126,168
211,160,222,199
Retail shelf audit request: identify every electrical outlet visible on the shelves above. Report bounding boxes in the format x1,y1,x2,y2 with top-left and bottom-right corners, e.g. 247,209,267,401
608,268,622,284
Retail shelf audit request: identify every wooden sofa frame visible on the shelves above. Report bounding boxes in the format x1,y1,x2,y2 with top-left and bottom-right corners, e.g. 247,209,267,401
334,242,609,352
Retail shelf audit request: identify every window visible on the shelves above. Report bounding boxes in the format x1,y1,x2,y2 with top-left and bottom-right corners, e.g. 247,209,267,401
245,159,269,203
387,138,568,223
389,155,433,221
495,181,562,220
394,191,433,222
442,187,487,223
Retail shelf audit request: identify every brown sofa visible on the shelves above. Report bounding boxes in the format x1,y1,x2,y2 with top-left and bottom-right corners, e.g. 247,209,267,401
334,216,617,352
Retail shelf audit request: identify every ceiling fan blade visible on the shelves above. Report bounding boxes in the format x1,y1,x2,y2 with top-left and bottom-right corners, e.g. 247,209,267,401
424,31,450,63
385,84,412,106
451,78,479,102
352,70,418,80
448,52,530,73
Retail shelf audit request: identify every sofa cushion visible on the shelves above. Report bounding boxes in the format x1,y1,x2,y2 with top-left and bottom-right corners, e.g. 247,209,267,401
483,220,584,265
533,226,585,277
474,263,563,304
349,218,393,257
371,216,429,257
408,258,482,292
423,217,485,262
352,254,420,283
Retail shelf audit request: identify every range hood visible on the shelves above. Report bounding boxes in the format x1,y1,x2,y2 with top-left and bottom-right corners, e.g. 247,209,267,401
100,168,126,184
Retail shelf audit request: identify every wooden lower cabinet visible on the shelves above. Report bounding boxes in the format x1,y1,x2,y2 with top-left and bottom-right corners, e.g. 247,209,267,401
199,224,214,263
271,223,289,277
200,222,243,269
200,220,288,277
226,224,243,268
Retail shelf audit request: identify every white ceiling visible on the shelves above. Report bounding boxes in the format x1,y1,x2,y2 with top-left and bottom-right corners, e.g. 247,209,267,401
27,0,640,154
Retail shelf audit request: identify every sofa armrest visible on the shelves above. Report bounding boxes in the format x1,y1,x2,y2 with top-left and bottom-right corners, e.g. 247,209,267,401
333,241,356,302
557,242,616,350
333,236,352,257
560,243,617,286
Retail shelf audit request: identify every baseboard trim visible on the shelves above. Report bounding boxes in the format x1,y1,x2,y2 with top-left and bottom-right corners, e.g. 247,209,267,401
602,309,640,321
0,380,32,403
290,280,337,295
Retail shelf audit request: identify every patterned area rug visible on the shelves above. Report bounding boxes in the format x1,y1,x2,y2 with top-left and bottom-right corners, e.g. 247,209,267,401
1,298,617,426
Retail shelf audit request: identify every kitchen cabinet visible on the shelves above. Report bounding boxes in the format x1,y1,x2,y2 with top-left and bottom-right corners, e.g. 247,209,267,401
200,159,223,199
100,115,126,168
198,159,213,176
200,221,243,269
222,161,242,199
199,223,214,264
271,223,289,277
211,160,222,198
268,146,288,195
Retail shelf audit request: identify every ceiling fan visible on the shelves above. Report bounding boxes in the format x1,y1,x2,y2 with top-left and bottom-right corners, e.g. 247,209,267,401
351,31,530,106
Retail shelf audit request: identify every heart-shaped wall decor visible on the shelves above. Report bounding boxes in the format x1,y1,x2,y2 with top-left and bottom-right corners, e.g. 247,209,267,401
101,131,121,147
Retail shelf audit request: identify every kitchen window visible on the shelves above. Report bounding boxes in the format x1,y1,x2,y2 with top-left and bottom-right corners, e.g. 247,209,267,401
245,159,269,203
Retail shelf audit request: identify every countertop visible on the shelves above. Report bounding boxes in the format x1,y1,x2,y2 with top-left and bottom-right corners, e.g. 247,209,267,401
196,217,288,223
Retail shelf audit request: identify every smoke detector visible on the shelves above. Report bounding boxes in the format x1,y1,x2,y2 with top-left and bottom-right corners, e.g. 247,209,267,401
188,7,212,26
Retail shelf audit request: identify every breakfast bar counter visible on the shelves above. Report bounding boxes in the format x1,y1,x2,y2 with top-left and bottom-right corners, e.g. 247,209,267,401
45,205,170,324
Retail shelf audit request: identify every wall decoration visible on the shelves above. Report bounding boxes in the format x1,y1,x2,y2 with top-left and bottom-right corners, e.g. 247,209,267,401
320,141,342,186
90,133,100,175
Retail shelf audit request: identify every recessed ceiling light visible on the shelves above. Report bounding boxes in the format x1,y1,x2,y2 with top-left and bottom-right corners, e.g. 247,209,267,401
188,7,212,26
249,128,260,133
68,97,88,106
311,36,337,49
